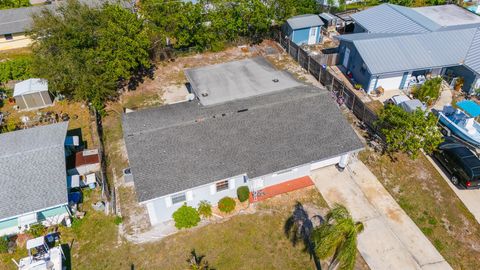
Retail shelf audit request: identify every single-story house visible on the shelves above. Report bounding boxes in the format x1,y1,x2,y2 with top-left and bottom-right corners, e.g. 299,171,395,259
350,4,480,34
283,14,324,45
0,6,41,51
14,78,53,110
66,149,100,175
336,4,480,93
123,58,363,225
0,122,71,236
0,0,134,51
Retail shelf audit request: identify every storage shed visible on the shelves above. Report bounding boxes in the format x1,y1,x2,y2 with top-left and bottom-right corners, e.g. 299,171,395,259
14,78,53,110
283,14,324,45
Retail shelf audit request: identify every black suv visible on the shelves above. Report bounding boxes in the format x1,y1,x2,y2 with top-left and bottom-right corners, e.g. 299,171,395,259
433,139,480,189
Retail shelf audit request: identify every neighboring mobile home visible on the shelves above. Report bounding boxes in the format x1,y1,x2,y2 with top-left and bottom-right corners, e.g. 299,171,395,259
0,122,71,236
283,14,324,45
337,4,480,93
123,58,363,225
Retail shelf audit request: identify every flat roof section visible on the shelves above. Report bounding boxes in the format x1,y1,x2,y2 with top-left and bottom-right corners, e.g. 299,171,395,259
414,5,480,27
184,57,302,106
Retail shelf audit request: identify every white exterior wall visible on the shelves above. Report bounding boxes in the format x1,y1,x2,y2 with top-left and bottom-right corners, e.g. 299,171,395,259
144,153,354,225
376,75,404,90
0,212,69,237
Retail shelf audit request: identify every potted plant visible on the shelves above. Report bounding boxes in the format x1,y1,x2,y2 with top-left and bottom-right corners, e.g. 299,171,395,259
454,77,464,91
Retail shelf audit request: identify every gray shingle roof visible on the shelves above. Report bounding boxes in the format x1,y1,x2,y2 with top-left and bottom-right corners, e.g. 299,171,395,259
351,4,439,33
0,6,46,35
123,86,363,202
341,28,477,75
0,0,134,36
286,14,324,30
0,122,69,221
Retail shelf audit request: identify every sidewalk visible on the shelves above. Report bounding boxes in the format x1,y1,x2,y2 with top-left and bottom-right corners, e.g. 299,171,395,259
311,160,452,270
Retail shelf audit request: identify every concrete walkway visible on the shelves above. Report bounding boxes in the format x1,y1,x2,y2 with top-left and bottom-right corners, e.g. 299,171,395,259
425,154,480,224
311,160,452,270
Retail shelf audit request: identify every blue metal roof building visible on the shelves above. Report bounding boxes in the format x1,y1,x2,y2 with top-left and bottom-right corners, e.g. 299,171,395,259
336,4,480,94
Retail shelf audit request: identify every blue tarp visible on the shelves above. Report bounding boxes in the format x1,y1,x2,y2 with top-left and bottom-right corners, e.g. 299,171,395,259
457,100,480,117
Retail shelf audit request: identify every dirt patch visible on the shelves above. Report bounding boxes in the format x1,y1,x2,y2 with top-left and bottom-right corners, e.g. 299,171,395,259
386,208,402,224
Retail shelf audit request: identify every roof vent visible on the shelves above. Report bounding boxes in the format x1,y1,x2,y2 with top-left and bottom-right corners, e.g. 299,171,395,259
272,78,279,83
237,108,248,113
201,91,209,97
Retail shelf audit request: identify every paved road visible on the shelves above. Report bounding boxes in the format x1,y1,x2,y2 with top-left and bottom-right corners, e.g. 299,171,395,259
425,154,480,224
311,160,452,270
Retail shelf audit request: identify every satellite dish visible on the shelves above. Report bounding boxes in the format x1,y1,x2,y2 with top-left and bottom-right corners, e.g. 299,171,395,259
186,93,195,101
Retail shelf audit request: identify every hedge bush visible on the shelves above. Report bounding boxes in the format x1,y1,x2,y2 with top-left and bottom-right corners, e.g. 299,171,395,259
236,186,250,202
197,200,212,218
173,204,200,229
0,237,8,254
218,197,236,213
0,57,32,84
27,223,46,238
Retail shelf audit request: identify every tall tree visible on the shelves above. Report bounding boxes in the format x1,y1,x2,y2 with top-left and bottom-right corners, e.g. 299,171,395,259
312,204,364,270
376,105,443,159
29,0,150,110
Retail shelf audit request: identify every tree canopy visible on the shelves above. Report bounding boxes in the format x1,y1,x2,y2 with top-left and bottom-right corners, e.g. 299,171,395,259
0,0,29,10
29,0,150,110
376,105,443,159
312,204,364,270
142,0,317,52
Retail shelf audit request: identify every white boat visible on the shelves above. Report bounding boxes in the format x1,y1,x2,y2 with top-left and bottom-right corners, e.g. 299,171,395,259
437,105,480,147
13,236,64,270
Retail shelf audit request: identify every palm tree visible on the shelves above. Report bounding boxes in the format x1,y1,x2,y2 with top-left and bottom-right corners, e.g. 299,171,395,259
187,249,211,270
311,204,364,270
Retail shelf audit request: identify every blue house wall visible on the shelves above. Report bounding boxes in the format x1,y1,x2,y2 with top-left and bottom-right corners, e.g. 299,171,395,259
283,24,322,45
445,65,478,92
338,41,372,89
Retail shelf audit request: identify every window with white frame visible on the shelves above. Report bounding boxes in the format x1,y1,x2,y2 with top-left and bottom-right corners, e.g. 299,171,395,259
171,193,186,204
216,180,229,192
310,27,317,36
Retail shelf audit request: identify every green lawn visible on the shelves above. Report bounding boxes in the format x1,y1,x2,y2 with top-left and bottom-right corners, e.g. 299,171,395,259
359,150,480,269
1,188,365,270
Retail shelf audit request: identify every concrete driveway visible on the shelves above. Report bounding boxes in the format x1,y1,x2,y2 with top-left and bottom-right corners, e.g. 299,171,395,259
311,160,452,270
425,154,480,224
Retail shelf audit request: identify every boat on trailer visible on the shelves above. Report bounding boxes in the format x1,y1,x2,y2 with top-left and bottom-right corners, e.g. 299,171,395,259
437,105,480,147
12,236,64,270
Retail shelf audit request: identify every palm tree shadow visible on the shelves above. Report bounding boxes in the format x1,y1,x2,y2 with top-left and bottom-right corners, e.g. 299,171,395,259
284,202,324,270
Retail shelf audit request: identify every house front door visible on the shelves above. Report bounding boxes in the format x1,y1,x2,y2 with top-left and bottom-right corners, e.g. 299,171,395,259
308,27,317,45
343,47,350,69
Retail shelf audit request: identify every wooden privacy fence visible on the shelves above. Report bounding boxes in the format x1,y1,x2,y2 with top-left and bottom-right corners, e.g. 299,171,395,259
273,30,380,132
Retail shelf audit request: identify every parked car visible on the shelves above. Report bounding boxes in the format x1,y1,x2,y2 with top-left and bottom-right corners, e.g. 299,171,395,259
386,95,427,113
433,138,480,189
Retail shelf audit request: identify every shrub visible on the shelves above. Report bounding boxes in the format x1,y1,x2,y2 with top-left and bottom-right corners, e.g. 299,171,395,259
0,237,8,254
0,57,32,84
173,204,200,229
236,186,250,202
218,197,236,213
412,77,442,105
114,216,123,225
27,223,46,238
197,201,212,218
